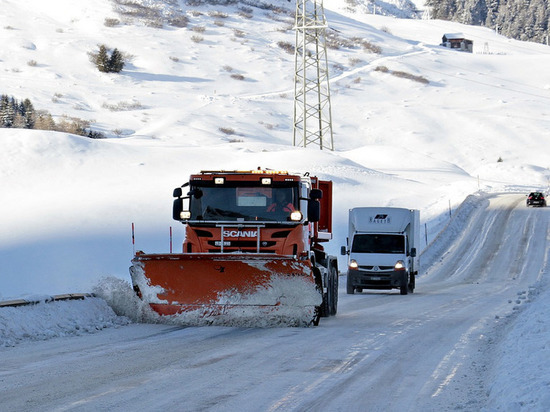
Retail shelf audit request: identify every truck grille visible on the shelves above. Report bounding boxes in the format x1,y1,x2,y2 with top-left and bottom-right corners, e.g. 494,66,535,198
207,241,277,248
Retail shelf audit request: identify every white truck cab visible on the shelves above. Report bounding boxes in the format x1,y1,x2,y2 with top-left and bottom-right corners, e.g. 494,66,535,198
341,207,420,295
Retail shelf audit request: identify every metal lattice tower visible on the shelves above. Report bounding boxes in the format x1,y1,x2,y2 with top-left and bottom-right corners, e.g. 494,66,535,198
293,0,334,151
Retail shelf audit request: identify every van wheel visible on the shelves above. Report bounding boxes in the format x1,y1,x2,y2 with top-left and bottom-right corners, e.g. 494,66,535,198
400,276,408,295
346,277,355,294
408,273,415,293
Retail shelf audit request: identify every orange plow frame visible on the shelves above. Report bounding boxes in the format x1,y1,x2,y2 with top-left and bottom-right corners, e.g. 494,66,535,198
130,252,322,325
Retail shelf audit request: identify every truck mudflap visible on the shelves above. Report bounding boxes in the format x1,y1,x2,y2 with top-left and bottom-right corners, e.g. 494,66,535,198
130,252,322,327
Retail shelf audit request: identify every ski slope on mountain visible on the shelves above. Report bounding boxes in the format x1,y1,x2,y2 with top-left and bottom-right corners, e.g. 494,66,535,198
1,0,550,410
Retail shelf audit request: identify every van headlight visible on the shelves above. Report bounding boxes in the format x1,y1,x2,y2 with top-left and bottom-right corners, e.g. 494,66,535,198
349,259,358,270
394,260,405,270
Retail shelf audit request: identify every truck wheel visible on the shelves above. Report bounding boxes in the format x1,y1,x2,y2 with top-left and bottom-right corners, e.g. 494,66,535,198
330,266,338,316
311,307,321,326
314,267,329,318
319,291,330,318
325,268,334,316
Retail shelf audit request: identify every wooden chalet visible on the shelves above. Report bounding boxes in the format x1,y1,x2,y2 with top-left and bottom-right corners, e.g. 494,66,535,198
441,33,473,52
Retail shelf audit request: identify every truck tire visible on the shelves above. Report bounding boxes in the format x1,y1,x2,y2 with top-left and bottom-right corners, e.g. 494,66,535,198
330,266,338,316
314,267,330,318
312,307,321,326
319,290,330,318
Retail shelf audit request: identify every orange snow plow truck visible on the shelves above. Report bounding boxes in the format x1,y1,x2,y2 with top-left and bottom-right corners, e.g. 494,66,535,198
130,169,338,326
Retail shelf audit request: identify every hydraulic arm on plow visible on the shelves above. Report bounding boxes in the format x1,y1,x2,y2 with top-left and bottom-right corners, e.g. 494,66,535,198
130,169,338,326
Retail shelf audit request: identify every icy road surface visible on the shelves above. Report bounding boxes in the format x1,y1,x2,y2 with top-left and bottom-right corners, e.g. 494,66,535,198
1,193,548,411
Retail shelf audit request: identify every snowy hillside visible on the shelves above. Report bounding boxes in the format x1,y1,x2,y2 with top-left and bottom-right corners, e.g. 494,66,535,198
1,0,550,409
1,0,549,297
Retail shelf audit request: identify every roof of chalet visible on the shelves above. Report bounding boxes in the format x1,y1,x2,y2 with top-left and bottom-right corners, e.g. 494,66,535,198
443,33,466,40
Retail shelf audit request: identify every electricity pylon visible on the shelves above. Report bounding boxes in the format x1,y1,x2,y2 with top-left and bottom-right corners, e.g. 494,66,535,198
293,0,334,151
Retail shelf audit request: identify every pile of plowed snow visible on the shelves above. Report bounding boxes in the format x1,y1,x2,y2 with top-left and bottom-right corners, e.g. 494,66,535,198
0,297,130,347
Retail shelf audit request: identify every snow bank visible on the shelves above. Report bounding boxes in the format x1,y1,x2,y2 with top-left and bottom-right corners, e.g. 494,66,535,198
420,192,490,272
483,280,550,411
0,297,130,347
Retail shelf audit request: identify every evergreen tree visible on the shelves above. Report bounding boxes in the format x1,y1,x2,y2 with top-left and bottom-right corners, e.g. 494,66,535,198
93,45,125,73
21,98,35,129
108,48,124,73
0,95,9,127
95,45,109,73
1,95,16,128
427,0,550,45
532,0,548,43
485,0,500,27
466,0,488,24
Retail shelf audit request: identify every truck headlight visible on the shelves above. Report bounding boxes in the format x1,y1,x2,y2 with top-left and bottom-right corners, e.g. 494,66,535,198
290,210,302,221
349,259,358,270
394,260,405,270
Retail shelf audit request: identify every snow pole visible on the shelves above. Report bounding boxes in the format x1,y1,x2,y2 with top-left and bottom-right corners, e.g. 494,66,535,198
170,226,173,253
132,222,136,256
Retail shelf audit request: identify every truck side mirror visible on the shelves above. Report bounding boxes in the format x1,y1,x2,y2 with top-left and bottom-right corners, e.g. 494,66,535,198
308,200,320,222
173,182,190,197
310,188,323,200
340,246,347,256
173,198,184,221
410,247,417,258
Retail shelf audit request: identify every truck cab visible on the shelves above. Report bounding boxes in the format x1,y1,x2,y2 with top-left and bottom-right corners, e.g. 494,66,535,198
172,170,326,256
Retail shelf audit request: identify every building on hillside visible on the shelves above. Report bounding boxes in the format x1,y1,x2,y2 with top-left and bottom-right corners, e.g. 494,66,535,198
441,33,473,52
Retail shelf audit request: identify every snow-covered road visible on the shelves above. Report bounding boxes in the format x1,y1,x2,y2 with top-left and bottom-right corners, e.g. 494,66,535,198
1,193,548,411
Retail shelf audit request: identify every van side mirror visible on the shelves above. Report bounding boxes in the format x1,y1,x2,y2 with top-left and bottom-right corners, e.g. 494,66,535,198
340,246,347,256
410,247,417,258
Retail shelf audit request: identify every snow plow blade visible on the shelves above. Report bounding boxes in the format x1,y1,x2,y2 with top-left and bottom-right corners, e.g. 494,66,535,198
130,252,323,327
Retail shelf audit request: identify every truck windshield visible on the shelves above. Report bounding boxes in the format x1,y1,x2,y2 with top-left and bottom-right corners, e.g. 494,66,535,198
189,185,298,222
351,234,405,254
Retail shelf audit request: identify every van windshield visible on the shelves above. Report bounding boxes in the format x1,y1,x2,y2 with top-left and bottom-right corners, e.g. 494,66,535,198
351,234,405,254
